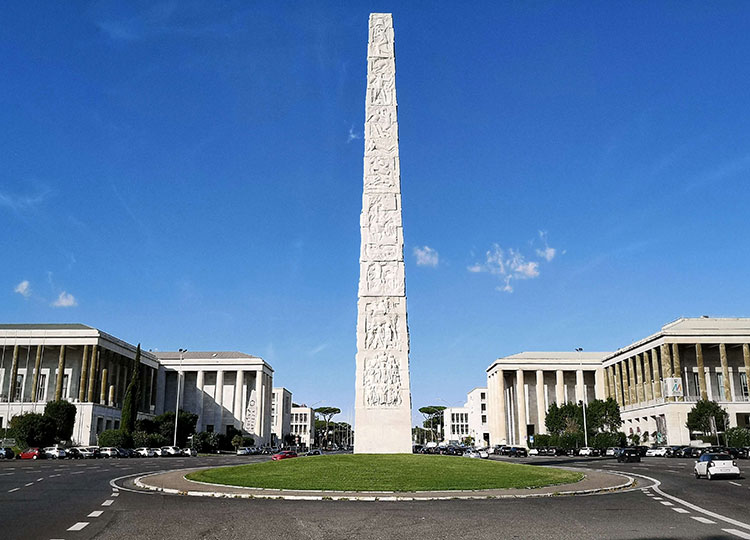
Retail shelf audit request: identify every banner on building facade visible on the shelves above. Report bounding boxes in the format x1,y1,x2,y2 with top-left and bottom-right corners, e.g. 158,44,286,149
663,377,684,397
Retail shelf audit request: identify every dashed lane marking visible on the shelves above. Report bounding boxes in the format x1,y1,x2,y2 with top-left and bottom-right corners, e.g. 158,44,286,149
67,522,89,531
723,529,750,539
37,478,44,482
71,471,85,475
660,501,674,506
729,481,742,487
49,474,61,478
8,488,19,492
88,511,104,518
111,493,119,497
0,472,13,476
673,508,690,514
102,499,114,506
652,497,664,500
692,517,717,524
24,482,34,487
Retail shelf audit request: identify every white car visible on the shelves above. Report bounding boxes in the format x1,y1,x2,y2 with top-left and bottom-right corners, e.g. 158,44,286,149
43,447,66,459
100,447,118,458
528,448,539,456
182,448,197,457
75,447,94,459
151,448,163,457
136,447,155,457
694,453,741,480
478,449,489,459
579,447,595,456
236,447,252,455
161,446,181,456
646,447,669,457
605,447,617,456
463,450,481,459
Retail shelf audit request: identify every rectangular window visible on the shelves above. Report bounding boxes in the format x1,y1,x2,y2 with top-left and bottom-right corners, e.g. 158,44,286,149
480,392,486,400
692,373,700,396
37,374,46,401
206,424,214,433
717,374,724,399
96,417,104,434
481,403,486,411
740,373,749,398
61,374,69,399
114,420,120,430
481,415,487,424
13,374,24,401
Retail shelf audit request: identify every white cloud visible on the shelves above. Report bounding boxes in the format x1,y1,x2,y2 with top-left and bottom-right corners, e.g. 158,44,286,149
347,126,361,143
14,280,31,297
535,230,557,262
414,246,439,267
52,291,77,308
468,243,542,293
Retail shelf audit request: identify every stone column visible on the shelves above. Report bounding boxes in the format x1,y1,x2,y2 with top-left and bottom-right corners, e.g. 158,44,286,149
8,345,19,401
87,345,98,402
607,367,616,400
31,345,43,402
635,354,644,403
108,385,115,406
254,371,263,439
54,345,66,401
696,343,708,400
619,362,628,406
113,358,121,405
555,370,564,404
77,345,89,402
535,370,546,434
651,349,662,399
613,364,621,405
196,370,205,432
148,368,155,412
234,369,244,425
215,370,224,429
628,356,636,405
743,344,750,396
642,352,651,401
672,343,683,402
660,343,673,402
490,370,506,445
575,369,584,403
594,368,604,400
516,370,527,446
720,343,731,401
100,368,108,405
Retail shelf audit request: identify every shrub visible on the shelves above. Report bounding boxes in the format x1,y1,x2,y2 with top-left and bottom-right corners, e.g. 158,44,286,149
242,436,254,447
98,429,132,448
152,410,198,447
532,434,552,448
591,431,624,450
132,431,151,448
726,427,750,448
192,431,220,453
147,433,168,448
44,400,77,443
9,413,56,448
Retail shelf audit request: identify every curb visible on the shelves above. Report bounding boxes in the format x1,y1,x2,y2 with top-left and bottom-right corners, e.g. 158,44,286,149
132,467,635,501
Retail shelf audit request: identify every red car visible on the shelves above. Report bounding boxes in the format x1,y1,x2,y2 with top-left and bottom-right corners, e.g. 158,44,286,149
271,450,297,461
19,448,45,460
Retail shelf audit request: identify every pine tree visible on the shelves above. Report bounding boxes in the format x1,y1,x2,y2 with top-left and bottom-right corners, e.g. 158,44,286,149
121,344,141,435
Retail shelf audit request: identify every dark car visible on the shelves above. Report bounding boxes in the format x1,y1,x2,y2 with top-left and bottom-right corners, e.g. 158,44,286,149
737,447,750,459
617,448,641,463
0,447,14,459
509,447,528,457
635,446,649,457
66,448,85,459
666,446,684,457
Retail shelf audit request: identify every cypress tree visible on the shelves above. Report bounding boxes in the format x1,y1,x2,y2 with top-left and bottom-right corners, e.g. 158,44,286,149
121,344,141,435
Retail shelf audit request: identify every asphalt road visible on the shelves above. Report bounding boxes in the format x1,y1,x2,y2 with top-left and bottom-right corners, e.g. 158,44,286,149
1,453,749,540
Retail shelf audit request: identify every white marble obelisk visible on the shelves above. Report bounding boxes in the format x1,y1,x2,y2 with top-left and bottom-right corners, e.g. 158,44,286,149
354,13,412,454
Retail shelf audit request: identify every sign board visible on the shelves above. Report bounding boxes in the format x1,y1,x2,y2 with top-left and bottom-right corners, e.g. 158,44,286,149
663,377,684,397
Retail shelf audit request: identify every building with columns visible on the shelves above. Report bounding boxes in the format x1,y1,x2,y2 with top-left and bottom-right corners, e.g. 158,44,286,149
602,318,750,444
271,387,292,445
486,352,609,447
154,351,274,445
290,405,314,449
0,325,275,447
0,324,160,445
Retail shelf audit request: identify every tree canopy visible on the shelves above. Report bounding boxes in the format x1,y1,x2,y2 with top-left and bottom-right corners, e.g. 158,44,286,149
120,344,141,434
686,400,729,435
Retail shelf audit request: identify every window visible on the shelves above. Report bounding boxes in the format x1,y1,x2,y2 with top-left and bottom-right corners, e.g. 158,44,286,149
96,417,104,434
61,374,69,399
481,403,486,411
114,420,120,430
480,392,486,400
717,374,724,398
692,373,700,396
13,374,24,401
481,415,487,424
37,374,46,401
740,373,748,398
206,424,214,433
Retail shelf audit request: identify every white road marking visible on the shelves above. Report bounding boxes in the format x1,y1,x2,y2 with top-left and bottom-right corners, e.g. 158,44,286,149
723,529,750,539
673,508,690,514
88,510,104,518
71,471,85,475
111,492,119,497
67,522,89,531
8,488,19,492
652,497,664,500
24,482,34,487
49,474,61,478
660,501,674,506
729,481,742,486
692,517,716,524
0,472,14,476
112,487,119,492
37,478,43,482
102,499,114,506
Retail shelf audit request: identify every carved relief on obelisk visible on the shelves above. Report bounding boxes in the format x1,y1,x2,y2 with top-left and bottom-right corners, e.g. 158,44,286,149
354,13,413,454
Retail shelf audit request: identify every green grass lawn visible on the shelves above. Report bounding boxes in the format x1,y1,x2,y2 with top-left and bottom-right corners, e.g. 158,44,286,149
186,454,582,492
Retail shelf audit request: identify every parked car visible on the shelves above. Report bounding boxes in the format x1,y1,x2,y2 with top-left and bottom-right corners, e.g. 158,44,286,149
304,449,322,456
116,448,135,458
617,448,641,463
579,447,601,457
19,448,45,460
182,448,197,457
694,453,741,480
136,447,156,457
74,447,95,459
645,447,669,457
100,447,119,458
43,447,66,459
635,446,649,457
509,447,528,457
478,449,489,459
605,447,617,456
0,447,15,459
463,450,481,459
236,447,253,455
271,450,297,461
151,448,163,457
736,447,750,459
86,447,102,458
528,448,539,456
161,446,182,456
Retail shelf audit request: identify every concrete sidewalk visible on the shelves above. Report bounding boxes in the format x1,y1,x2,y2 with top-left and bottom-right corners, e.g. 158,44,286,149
130,466,637,501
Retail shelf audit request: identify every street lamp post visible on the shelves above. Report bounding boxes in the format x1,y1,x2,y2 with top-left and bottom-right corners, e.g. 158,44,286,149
576,347,589,447
173,348,187,447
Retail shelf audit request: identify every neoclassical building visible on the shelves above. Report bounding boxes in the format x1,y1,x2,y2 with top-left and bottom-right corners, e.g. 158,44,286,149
0,324,274,446
486,352,609,447
602,318,750,444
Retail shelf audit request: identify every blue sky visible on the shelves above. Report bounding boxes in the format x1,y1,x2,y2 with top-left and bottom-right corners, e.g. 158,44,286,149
3,2,750,426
